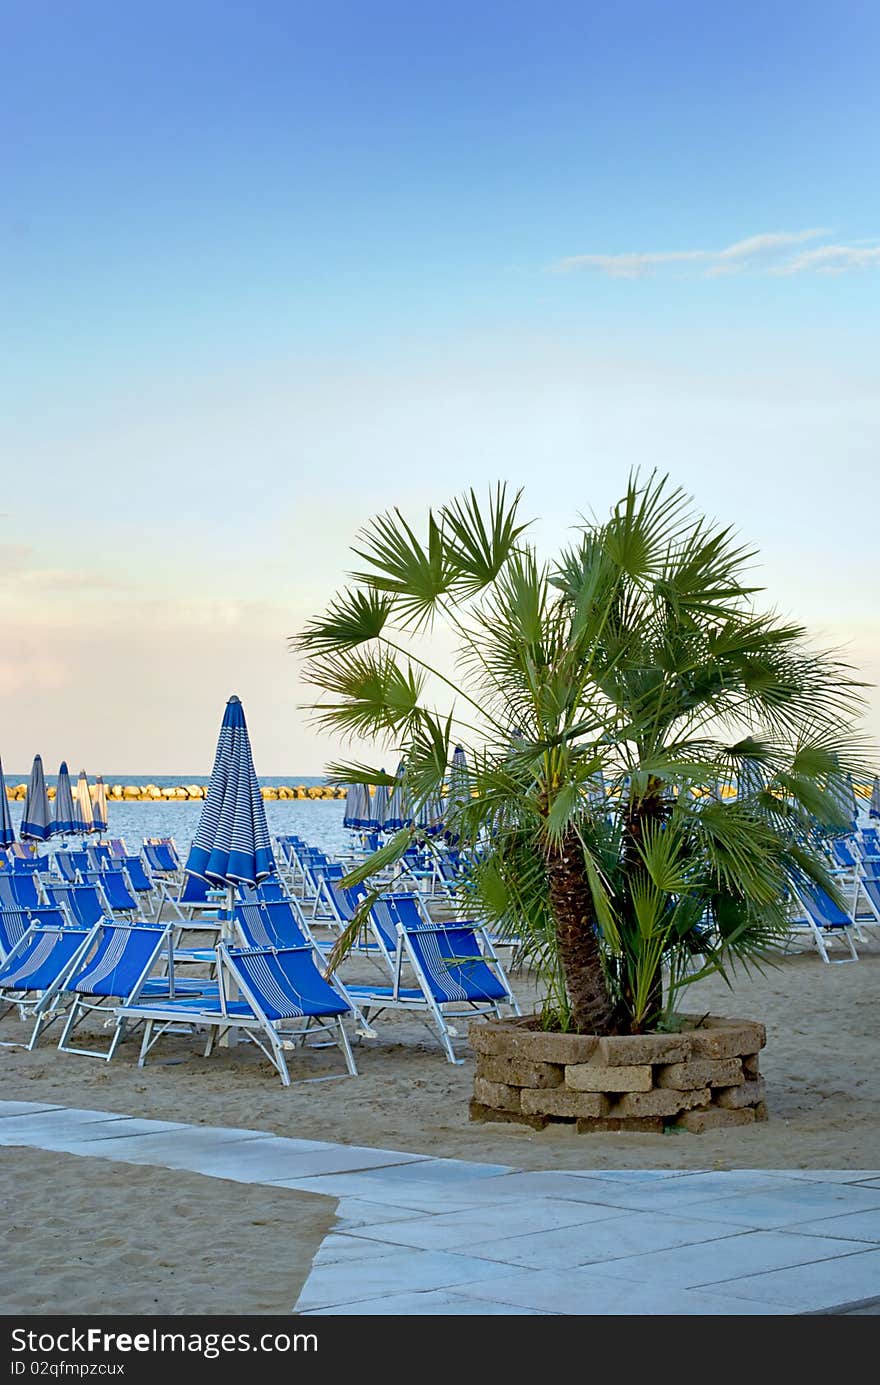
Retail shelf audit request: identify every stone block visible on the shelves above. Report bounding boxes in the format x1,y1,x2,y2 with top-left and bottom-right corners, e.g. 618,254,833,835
469,1020,599,1065
715,1078,767,1110
521,1088,611,1119
575,1116,666,1134
472,1077,522,1113
754,1100,769,1122
597,1033,689,1066
468,1099,548,1131
566,1061,653,1092
655,1058,744,1090
673,1106,757,1133
678,1015,766,1059
742,1053,762,1077
476,1056,563,1088
610,1087,711,1119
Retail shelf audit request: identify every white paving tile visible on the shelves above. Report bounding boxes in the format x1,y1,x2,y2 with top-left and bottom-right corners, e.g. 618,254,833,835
462,1265,793,1315
774,1209,880,1244
457,1210,744,1270
313,1234,408,1267
295,1249,528,1311
330,1199,426,1229
698,1249,880,1312
272,1172,515,1212
677,1183,880,1230
755,1169,880,1185
563,1168,711,1182
595,1229,875,1289
306,1289,552,1315
342,1198,623,1252
0,1102,66,1117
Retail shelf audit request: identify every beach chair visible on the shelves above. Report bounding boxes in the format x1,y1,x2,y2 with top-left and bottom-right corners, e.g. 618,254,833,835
83,869,139,920
238,879,289,904
86,843,112,871
158,872,228,926
786,882,859,963
119,855,157,901
0,906,71,960
118,943,358,1085
56,922,173,1060
104,839,129,859
53,851,81,885
142,841,180,881
44,881,108,930
347,893,520,1063
0,872,43,910
0,922,96,1049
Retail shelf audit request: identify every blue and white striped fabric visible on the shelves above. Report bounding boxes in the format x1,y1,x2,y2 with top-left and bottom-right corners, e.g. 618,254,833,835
185,695,275,887
91,776,108,832
869,775,880,822
343,782,370,830
367,773,389,831
73,771,94,834
21,754,52,842
53,762,77,836
0,758,14,847
384,761,412,832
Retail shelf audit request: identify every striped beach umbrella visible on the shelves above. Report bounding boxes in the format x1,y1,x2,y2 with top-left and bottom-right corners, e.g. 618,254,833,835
869,775,880,822
736,758,763,800
21,754,52,841
343,782,368,831
0,758,14,848
384,761,412,833
73,770,94,835
91,776,108,832
53,762,77,837
185,694,275,888
367,771,389,832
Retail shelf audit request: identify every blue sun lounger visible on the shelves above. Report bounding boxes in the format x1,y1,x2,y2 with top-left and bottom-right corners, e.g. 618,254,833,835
0,872,43,910
118,943,358,1085
0,905,71,960
44,881,108,929
83,869,139,920
787,881,859,963
347,893,520,1063
56,922,173,1060
0,922,96,1049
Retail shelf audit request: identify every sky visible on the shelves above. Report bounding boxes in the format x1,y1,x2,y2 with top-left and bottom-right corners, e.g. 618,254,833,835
1,1,878,777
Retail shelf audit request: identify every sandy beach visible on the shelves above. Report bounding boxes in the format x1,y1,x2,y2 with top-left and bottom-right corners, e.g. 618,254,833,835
2,934,878,1314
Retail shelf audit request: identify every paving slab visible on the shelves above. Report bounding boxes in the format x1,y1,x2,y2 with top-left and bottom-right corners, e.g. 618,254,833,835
0,1102,66,1118
296,1248,529,1312
461,1265,794,1315
305,1289,552,1315
595,1229,876,1289
454,1210,745,1270
341,1197,626,1252
673,1182,880,1230
786,1209,880,1243
696,1248,880,1312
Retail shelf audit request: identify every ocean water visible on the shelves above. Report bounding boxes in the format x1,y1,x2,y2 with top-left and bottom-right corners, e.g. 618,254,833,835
5,795,350,861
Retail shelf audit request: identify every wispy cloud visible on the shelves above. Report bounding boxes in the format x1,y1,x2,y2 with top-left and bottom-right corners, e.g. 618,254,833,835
551,228,880,279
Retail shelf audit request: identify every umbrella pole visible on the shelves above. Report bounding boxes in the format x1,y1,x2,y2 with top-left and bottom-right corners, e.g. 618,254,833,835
219,885,238,1048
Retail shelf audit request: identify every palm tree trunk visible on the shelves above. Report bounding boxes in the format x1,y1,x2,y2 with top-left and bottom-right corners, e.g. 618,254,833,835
547,829,619,1035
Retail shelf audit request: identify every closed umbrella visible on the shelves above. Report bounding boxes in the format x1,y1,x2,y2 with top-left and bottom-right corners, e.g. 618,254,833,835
0,758,14,848
73,770,94,835
21,754,52,842
91,776,108,833
185,695,275,895
736,758,763,799
384,761,412,832
870,775,880,822
444,745,470,843
343,782,368,831
367,772,389,832
53,762,76,838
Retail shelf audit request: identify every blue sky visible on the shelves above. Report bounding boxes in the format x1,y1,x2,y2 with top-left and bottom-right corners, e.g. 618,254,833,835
1,2,878,773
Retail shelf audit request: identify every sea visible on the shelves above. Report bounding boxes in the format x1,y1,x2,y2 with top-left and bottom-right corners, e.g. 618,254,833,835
5,773,349,860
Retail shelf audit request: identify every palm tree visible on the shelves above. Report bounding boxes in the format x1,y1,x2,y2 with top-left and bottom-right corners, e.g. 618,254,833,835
294,473,871,1036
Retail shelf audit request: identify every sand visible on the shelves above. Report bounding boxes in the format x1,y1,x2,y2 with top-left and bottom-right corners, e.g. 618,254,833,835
1,933,878,1313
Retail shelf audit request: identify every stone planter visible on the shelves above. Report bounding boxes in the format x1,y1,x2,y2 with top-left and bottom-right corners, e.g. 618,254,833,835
469,1013,768,1133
